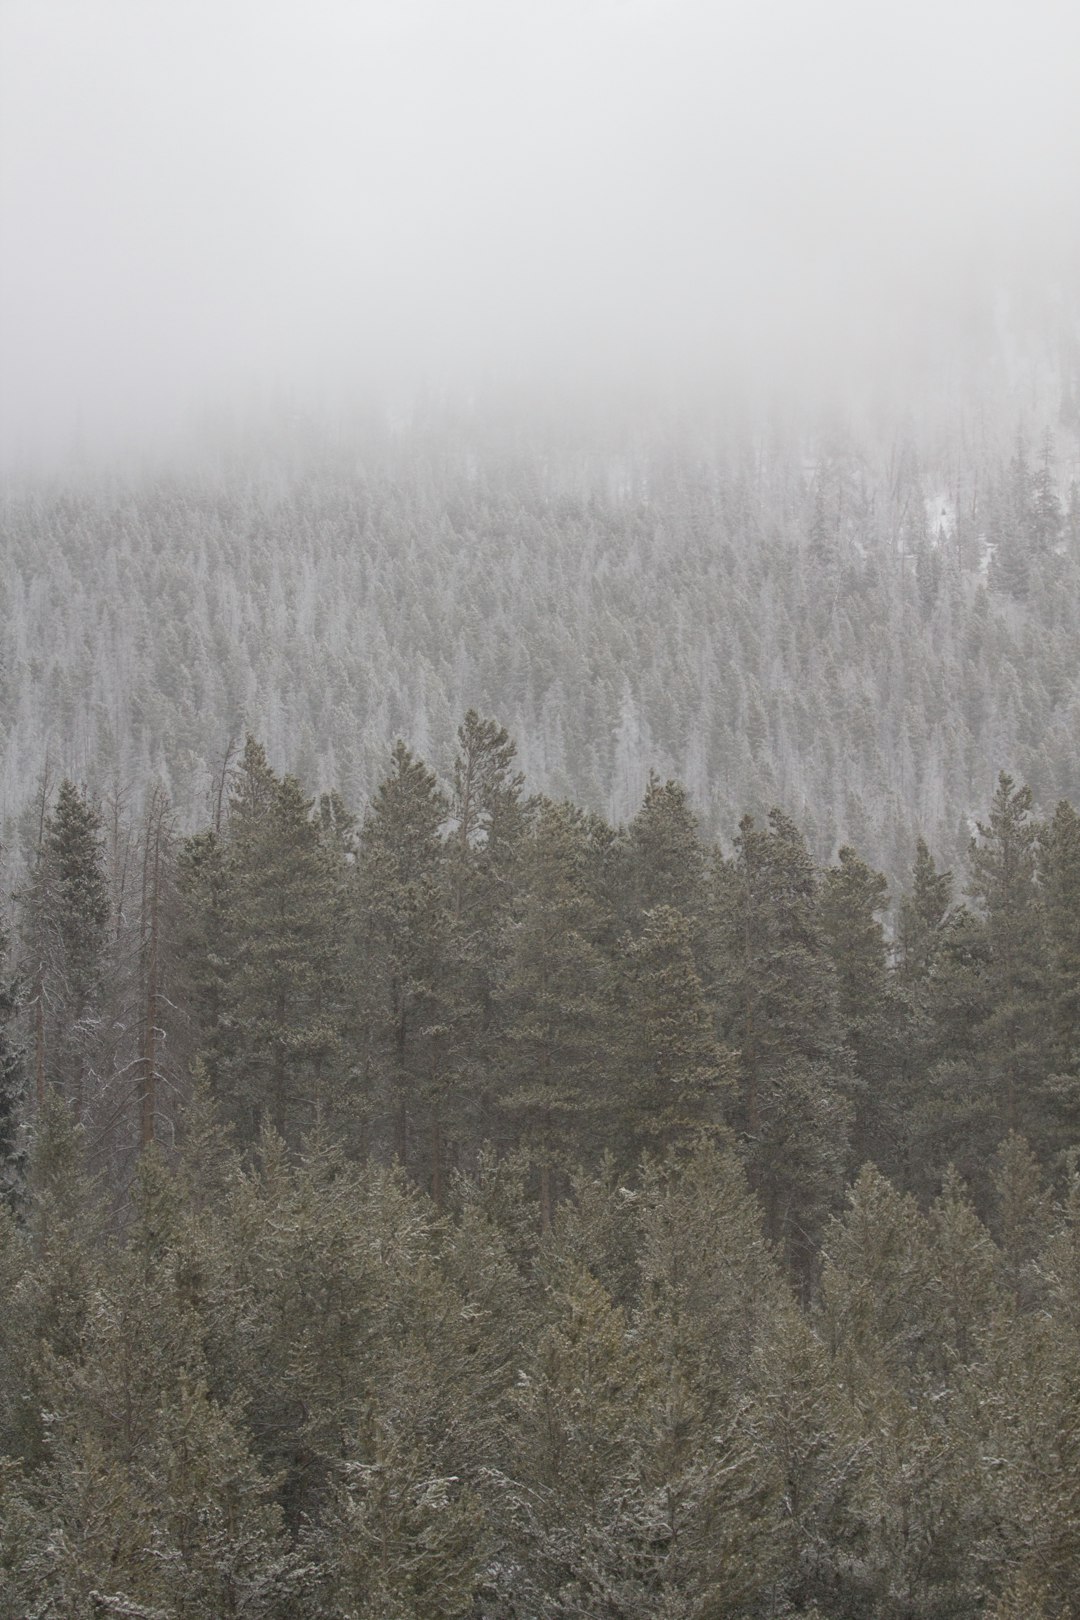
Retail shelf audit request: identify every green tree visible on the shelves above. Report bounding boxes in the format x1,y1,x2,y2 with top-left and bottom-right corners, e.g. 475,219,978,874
353,741,449,1177
220,746,347,1144
967,773,1046,1141
715,810,852,1269
616,905,734,1152
442,713,526,1185
1038,799,1080,1149
499,799,617,1228
20,781,110,1118
623,774,710,964
819,845,907,1170
0,923,25,1213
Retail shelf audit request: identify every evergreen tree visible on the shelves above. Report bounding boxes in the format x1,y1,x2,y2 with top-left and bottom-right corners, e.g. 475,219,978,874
0,923,26,1213
498,799,616,1228
442,712,526,1183
897,836,954,991
623,773,710,959
219,747,347,1145
715,810,852,1268
967,773,1046,1141
354,741,449,1175
175,827,231,1091
1038,799,1080,1147
819,846,907,1170
19,781,110,1118
616,904,734,1151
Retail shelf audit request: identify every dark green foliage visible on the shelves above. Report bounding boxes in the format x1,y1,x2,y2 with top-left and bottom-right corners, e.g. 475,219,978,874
716,809,853,1268
0,926,25,1213
616,905,735,1148
6,740,1080,1616
1039,800,1080,1148
967,773,1047,1142
820,846,908,1170
19,780,110,1114
498,799,617,1226
354,741,450,1176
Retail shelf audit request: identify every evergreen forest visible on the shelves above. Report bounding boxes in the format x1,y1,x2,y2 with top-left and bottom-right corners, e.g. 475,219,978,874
3,716,1080,1617
3,399,1080,895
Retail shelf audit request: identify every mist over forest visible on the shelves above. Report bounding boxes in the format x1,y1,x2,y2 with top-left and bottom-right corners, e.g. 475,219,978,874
5,3,1080,1617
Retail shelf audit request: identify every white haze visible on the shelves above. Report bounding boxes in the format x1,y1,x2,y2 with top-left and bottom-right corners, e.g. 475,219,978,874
2,0,1079,465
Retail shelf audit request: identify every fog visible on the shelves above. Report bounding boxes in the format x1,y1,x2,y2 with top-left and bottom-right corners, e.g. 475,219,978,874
2,0,1079,465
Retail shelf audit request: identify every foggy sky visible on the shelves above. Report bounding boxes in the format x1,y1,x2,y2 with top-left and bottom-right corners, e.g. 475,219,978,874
2,0,1079,465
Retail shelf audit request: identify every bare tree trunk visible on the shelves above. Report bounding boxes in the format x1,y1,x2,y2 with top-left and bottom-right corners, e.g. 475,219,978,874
213,735,237,835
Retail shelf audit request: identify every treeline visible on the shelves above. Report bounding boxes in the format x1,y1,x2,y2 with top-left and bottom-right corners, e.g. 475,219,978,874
3,414,1080,888
5,716,1080,1240
3,723,1080,1613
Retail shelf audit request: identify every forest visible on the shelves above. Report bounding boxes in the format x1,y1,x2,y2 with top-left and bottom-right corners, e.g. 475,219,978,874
2,716,1080,1617
3,397,1080,897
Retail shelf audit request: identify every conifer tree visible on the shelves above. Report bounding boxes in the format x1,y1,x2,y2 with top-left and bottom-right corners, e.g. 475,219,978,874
0,923,26,1212
219,748,347,1144
1038,799,1080,1146
623,773,710,960
897,836,954,992
354,741,449,1174
175,826,231,1093
716,810,852,1267
499,799,616,1227
20,781,110,1118
442,712,525,1179
819,846,906,1169
616,904,734,1151
967,773,1046,1140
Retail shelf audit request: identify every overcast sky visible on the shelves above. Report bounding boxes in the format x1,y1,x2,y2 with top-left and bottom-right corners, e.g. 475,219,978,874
2,0,1078,464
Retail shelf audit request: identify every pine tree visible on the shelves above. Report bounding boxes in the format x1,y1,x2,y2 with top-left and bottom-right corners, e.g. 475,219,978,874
316,1419,487,1620
175,827,231,1095
967,773,1046,1141
0,923,26,1213
715,810,852,1269
498,799,616,1228
442,713,525,1185
1038,799,1080,1147
819,846,906,1170
222,765,347,1145
897,837,954,991
623,773,710,957
616,905,734,1152
353,741,449,1175
19,781,110,1118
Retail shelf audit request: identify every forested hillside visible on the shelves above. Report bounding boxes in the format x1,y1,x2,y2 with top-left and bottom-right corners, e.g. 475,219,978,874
3,401,1080,889
2,725,1080,1615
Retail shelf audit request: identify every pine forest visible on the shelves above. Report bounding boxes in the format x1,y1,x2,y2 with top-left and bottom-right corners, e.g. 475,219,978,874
6,0,1080,1611
3,704,1080,1614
